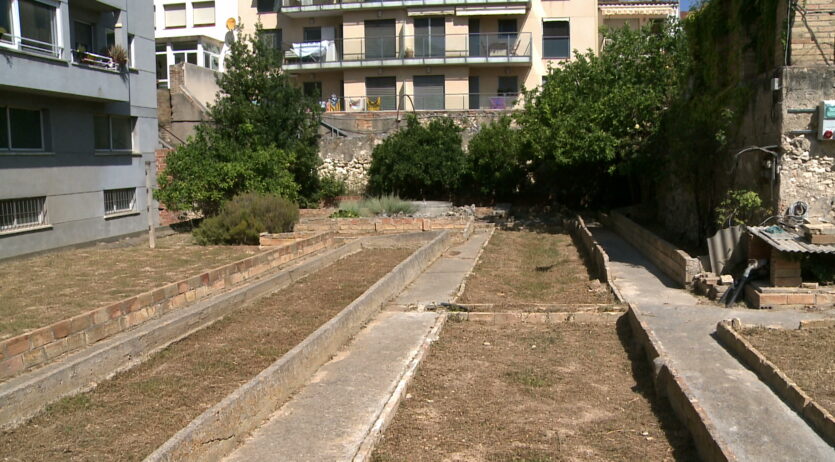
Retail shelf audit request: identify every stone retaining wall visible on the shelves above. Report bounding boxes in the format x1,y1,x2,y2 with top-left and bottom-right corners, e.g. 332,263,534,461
602,209,703,287
0,232,333,381
295,216,473,234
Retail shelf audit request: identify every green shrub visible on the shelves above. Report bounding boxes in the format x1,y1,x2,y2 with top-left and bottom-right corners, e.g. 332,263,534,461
367,116,466,199
335,195,416,217
315,175,348,207
715,189,764,227
466,116,526,201
194,192,299,245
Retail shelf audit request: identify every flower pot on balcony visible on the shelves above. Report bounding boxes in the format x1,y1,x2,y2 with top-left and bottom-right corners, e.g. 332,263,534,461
404,48,415,58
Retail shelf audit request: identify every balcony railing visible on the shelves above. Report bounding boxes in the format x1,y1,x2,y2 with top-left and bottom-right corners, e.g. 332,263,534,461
318,92,520,112
281,0,529,12
0,33,63,58
72,49,117,70
282,32,531,70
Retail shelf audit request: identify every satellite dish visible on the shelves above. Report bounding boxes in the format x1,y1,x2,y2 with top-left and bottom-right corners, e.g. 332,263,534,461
226,18,236,31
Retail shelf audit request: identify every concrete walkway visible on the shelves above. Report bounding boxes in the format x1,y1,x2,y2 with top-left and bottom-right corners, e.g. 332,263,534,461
591,227,835,461
224,230,490,461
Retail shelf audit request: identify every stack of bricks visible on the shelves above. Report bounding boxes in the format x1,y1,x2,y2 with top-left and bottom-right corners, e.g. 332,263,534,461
693,273,734,301
770,248,803,287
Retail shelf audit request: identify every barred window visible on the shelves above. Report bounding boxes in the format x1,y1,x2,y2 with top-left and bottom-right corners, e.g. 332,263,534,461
0,197,47,232
104,188,136,216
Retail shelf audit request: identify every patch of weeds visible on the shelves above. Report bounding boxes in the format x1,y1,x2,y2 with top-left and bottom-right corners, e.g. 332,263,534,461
504,368,552,388
127,377,180,397
46,394,93,414
330,209,360,218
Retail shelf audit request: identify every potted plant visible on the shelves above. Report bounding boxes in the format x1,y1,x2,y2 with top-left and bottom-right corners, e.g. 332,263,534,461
107,44,129,69
404,47,415,58
74,44,89,62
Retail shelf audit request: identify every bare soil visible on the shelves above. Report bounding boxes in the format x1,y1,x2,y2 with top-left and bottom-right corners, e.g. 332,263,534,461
0,248,412,462
372,319,697,462
742,326,835,417
0,233,261,339
459,229,614,306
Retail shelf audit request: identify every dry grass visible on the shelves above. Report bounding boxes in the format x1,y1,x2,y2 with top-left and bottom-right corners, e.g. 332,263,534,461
0,233,261,339
742,326,835,417
0,248,413,462
372,320,696,462
459,229,614,306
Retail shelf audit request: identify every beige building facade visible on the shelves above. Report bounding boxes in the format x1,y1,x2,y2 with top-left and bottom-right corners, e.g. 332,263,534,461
237,0,677,112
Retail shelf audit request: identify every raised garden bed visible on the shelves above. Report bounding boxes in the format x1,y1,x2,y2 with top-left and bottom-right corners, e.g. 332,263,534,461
0,248,414,460
458,228,615,306
372,319,697,461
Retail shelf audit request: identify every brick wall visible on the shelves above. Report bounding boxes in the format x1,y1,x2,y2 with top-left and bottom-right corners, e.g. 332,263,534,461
0,232,333,381
295,216,473,234
154,148,183,226
791,0,835,66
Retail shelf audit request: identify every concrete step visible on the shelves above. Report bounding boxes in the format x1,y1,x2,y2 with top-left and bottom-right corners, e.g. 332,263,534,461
223,311,440,462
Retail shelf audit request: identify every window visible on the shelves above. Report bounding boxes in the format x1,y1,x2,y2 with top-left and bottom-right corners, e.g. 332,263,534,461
172,41,198,65
0,197,47,232
303,27,321,43
73,20,93,51
164,3,186,29
365,19,395,59
414,17,445,58
303,81,322,98
18,0,57,54
414,75,444,110
256,0,274,13
103,188,135,216
366,76,396,111
94,115,132,151
543,20,569,59
261,28,282,50
192,1,215,27
0,107,43,151
0,0,11,42
128,33,135,67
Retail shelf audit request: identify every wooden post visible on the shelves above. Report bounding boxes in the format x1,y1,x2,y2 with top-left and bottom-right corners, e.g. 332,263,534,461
145,161,156,249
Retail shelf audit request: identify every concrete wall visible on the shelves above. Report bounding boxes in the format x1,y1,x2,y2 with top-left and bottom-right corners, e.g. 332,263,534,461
0,0,158,260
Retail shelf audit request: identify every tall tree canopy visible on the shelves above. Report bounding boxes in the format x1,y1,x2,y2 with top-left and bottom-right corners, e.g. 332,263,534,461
157,24,322,214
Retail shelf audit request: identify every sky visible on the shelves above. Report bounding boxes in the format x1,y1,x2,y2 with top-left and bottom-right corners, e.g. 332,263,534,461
680,0,699,11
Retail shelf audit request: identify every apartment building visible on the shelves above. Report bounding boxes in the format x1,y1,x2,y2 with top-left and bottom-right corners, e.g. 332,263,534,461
0,0,158,260
238,0,678,112
154,0,237,87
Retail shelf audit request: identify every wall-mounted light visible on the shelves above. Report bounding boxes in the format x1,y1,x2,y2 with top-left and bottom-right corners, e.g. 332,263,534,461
377,10,382,18
309,18,315,25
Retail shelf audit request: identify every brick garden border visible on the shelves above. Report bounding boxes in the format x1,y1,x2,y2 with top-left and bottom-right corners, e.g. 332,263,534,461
565,215,625,303
716,319,835,447
0,232,334,381
295,216,474,234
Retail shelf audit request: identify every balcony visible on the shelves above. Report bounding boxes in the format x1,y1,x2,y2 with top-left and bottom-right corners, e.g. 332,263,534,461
319,92,520,112
282,33,531,71
280,0,529,17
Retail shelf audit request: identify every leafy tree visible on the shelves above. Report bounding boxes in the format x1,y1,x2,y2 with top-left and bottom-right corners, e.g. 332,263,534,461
465,116,527,201
516,20,688,206
367,116,466,199
157,24,322,214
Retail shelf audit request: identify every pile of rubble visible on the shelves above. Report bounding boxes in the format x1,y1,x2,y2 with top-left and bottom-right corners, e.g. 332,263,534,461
693,272,735,301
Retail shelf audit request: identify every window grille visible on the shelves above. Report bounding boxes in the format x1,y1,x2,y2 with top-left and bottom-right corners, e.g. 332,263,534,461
0,197,47,232
104,188,136,215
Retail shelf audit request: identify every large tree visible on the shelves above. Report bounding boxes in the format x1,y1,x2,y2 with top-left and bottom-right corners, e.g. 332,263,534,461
516,21,688,206
157,24,322,214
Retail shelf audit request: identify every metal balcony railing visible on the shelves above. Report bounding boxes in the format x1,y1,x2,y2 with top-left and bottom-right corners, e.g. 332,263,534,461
282,0,529,9
317,92,520,112
282,32,531,69
0,33,63,58
72,49,117,70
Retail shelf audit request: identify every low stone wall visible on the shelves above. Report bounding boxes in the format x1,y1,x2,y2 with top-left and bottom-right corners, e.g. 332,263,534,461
295,216,473,235
0,232,334,382
745,282,835,309
602,209,703,287
145,230,456,462
565,215,624,303
626,305,734,462
716,320,835,447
